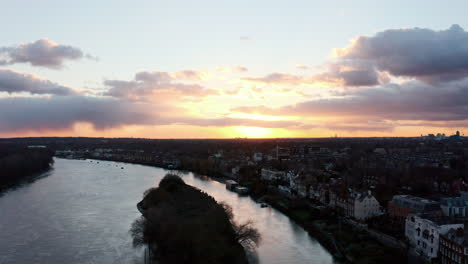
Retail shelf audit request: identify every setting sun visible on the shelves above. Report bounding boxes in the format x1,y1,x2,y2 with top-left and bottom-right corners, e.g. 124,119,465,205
231,126,273,138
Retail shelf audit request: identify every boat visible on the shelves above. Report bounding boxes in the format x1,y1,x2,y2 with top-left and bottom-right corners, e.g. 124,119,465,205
225,180,238,191
260,203,268,208
234,186,249,195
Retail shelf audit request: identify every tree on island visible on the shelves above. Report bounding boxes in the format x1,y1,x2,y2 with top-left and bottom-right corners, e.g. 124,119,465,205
131,174,260,264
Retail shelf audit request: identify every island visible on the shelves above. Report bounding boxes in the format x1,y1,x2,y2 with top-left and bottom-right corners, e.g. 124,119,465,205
132,174,259,264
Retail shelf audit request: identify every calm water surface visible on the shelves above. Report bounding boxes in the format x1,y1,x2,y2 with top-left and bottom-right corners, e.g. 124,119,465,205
0,158,336,264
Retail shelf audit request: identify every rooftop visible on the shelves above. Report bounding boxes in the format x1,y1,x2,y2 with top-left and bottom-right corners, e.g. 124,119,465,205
392,195,440,212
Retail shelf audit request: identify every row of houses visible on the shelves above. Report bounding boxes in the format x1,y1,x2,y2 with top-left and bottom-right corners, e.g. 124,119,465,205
261,168,383,221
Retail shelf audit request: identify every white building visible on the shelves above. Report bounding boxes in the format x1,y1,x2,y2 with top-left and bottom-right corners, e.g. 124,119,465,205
328,189,382,220
261,168,286,181
350,191,383,220
405,214,463,260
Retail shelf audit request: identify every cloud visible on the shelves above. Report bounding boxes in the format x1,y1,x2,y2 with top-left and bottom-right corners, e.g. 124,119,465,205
0,69,76,95
216,66,248,73
104,70,218,101
243,67,381,87
234,66,248,72
311,60,382,87
223,87,241,95
240,36,252,41
299,121,395,132
0,94,301,133
172,70,206,81
170,117,301,128
0,96,155,133
242,73,309,85
334,24,468,84
250,25,468,88
233,78,468,127
0,39,86,68
296,65,310,70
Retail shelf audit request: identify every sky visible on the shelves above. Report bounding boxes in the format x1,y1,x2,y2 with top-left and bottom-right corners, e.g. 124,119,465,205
2,0,468,138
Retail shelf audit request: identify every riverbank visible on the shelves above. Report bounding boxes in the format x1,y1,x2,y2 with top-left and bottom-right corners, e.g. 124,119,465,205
0,147,54,192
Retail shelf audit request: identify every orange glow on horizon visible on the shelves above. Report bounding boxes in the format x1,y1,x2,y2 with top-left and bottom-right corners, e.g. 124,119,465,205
1,122,466,139
230,126,274,138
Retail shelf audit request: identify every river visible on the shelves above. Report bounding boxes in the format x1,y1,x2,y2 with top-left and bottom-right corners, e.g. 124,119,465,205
0,158,337,264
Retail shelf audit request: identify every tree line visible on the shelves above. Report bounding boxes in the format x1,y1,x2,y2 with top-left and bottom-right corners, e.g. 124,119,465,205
0,145,54,190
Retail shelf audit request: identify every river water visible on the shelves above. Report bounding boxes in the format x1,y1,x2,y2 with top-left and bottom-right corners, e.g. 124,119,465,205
0,158,336,264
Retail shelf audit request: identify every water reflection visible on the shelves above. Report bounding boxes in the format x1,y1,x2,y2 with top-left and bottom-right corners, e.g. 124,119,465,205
0,158,336,264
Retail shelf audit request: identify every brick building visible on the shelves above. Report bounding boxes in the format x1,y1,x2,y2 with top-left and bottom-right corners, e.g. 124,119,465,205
388,195,441,224
439,224,468,264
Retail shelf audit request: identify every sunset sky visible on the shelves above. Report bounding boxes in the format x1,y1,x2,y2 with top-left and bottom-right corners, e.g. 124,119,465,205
2,0,468,138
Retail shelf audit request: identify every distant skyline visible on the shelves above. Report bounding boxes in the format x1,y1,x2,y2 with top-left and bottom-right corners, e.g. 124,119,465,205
2,0,468,138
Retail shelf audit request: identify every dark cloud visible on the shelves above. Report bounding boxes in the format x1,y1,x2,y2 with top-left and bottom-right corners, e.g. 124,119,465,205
243,67,380,87
0,94,302,133
0,69,76,95
0,96,155,133
312,60,381,87
337,24,468,84
0,39,84,68
104,70,218,100
233,78,468,124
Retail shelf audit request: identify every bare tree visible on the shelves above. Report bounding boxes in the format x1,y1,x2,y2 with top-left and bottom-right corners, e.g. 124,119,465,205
233,220,261,250
129,216,146,248
220,202,261,250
